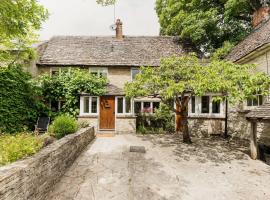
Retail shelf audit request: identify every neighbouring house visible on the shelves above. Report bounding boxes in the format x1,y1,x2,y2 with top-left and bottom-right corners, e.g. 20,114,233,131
32,19,191,134
226,4,270,158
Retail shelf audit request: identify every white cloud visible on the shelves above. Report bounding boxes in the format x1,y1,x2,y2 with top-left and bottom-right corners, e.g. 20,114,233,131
38,0,160,40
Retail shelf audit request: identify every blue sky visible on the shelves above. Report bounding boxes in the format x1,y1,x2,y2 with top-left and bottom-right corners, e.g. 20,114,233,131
38,0,160,40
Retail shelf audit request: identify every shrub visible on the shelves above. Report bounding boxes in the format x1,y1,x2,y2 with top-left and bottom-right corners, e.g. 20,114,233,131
49,115,78,139
0,133,43,166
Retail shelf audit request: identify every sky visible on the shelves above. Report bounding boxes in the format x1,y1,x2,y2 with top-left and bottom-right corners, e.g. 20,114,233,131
38,0,160,40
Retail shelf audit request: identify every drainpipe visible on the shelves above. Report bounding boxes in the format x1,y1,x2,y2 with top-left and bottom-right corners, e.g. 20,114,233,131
224,98,229,138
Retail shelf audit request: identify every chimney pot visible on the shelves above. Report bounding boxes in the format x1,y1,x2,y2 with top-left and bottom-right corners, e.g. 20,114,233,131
116,19,123,39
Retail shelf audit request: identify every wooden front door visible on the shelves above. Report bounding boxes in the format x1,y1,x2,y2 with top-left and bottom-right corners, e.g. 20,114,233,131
99,96,115,130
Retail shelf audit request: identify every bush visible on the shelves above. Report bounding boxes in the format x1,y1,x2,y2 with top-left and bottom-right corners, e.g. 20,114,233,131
0,133,43,166
136,104,175,134
49,115,78,139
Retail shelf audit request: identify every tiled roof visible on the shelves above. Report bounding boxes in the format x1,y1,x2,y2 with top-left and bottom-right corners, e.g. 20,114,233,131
246,101,270,119
227,19,270,62
37,36,187,67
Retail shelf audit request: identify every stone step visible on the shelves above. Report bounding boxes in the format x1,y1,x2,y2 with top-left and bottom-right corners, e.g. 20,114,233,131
96,130,116,138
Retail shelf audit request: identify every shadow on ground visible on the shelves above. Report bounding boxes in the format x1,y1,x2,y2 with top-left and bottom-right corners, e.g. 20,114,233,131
139,134,250,164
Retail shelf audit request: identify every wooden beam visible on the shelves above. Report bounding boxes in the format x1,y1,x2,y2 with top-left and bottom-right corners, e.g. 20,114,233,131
250,120,258,160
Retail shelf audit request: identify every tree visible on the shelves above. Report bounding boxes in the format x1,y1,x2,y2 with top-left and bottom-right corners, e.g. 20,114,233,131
0,0,48,66
36,68,107,117
155,0,262,54
96,0,116,6
125,54,270,143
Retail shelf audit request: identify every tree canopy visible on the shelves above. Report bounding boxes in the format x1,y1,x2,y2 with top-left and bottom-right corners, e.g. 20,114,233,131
156,0,262,55
0,0,48,66
125,55,270,143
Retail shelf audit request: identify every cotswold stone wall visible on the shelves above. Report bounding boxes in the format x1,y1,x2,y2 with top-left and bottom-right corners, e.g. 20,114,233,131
0,127,95,200
116,116,136,134
188,117,225,137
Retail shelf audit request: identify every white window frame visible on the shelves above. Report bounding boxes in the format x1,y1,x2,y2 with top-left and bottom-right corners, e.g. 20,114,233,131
130,67,140,81
116,96,133,115
188,95,224,118
50,67,72,76
80,96,99,116
134,100,161,114
89,67,108,78
245,94,264,109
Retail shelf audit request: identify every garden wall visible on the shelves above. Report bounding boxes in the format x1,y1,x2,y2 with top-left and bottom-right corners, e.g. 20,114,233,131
0,127,95,200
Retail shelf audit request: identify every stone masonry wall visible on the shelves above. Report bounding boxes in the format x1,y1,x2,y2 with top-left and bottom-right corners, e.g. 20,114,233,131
116,116,136,134
0,127,95,200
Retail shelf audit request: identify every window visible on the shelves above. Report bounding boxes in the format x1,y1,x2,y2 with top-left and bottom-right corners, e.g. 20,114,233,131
90,67,108,78
134,101,160,114
116,97,132,114
201,96,210,113
131,68,140,81
247,95,263,107
153,102,160,113
81,96,99,115
51,100,65,112
191,96,195,113
212,99,220,114
51,67,70,77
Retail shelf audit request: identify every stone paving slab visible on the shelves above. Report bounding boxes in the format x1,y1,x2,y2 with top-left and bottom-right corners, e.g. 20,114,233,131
48,134,270,200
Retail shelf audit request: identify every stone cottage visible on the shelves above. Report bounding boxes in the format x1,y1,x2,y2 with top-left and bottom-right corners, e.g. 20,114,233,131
33,19,190,134
226,5,270,141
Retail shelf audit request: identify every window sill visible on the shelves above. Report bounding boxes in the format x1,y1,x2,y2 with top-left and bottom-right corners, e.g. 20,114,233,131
188,114,225,119
78,114,98,118
116,114,136,118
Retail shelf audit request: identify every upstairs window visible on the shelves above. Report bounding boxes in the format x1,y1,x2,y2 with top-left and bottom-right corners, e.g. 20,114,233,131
90,67,108,78
131,68,140,81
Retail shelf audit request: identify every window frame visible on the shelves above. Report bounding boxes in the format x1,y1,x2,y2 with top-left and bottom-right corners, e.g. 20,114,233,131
131,68,140,81
246,94,263,108
133,99,161,115
89,67,108,78
188,95,224,117
116,96,133,115
80,96,99,116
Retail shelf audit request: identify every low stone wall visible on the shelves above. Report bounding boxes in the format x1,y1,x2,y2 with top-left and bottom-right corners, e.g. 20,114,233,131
188,117,225,137
0,127,95,200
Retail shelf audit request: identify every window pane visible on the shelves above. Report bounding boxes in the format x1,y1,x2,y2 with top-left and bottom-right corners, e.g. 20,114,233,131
253,97,258,106
91,72,98,76
84,97,90,113
91,97,97,113
51,100,59,112
212,99,220,113
259,95,263,105
143,102,151,113
125,98,131,113
135,102,141,114
153,102,160,113
201,96,209,113
117,97,124,113
132,68,140,80
191,96,195,113
247,98,253,106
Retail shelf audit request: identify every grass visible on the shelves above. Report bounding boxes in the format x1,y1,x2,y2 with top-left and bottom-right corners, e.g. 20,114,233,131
0,133,45,166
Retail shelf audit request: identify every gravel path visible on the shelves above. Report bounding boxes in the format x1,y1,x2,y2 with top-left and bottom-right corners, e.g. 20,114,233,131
48,134,270,200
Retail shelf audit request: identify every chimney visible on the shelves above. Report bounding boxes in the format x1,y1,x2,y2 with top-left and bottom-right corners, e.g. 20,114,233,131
115,19,123,39
252,2,270,28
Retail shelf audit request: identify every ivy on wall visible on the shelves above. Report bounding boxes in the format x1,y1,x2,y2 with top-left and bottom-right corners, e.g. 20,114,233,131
0,65,46,133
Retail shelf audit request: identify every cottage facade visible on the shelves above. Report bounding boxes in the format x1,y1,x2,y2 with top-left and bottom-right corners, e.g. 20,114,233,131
33,20,189,134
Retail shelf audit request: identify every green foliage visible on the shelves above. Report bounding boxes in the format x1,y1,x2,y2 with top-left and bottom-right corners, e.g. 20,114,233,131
35,68,107,117
125,54,270,109
155,0,261,54
211,41,235,61
48,115,78,139
0,0,48,66
0,65,48,133
96,0,116,6
136,104,175,134
0,133,43,166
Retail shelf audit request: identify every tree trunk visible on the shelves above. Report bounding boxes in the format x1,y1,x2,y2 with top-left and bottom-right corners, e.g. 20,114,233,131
181,111,192,144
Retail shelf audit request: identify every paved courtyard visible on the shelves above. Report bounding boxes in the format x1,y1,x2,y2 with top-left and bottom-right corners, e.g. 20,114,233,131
48,134,270,200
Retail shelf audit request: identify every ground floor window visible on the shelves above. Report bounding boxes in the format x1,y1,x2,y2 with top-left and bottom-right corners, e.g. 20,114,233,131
51,100,65,112
116,97,132,114
80,96,99,115
134,101,160,114
247,95,263,107
189,95,223,116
